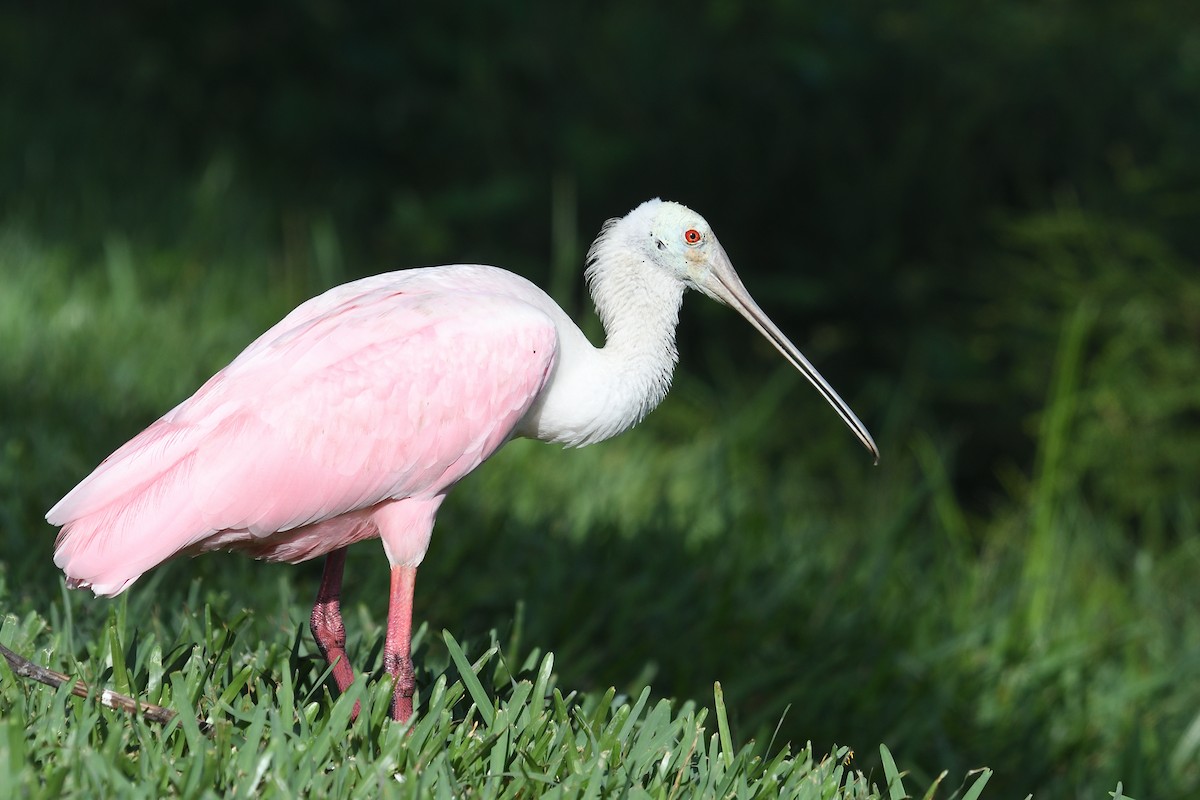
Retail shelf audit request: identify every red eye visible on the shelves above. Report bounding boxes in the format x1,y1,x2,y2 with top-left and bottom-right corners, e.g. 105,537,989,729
684,229,702,245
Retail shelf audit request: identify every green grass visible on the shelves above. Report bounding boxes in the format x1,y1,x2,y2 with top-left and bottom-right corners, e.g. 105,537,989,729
2,604,917,798
1,224,1195,798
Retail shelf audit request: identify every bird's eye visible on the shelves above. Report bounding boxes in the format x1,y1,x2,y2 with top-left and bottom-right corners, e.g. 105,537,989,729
684,229,702,245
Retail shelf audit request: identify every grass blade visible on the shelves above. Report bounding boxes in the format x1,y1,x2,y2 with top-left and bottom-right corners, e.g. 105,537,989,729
961,767,993,800
444,630,494,727
714,682,733,770
880,744,905,800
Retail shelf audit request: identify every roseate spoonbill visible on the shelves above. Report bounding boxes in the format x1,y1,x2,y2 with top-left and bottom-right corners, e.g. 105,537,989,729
47,199,878,723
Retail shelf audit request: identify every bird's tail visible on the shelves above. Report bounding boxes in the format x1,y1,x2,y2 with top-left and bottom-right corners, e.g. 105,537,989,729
51,480,201,596
48,423,210,596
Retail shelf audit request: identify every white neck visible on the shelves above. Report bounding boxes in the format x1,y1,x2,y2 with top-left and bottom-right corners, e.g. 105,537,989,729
518,219,686,447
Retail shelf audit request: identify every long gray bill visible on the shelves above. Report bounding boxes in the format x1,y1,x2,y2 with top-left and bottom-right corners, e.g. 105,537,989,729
700,244,880,464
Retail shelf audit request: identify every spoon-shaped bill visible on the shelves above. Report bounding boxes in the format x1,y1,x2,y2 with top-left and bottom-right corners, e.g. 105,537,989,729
697,244,880,464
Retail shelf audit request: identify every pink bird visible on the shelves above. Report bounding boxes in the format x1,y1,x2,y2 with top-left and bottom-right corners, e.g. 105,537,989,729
47,199,878,722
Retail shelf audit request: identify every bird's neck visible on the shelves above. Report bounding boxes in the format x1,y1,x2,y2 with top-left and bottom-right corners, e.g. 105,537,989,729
520,248,685,447
589,248,686,423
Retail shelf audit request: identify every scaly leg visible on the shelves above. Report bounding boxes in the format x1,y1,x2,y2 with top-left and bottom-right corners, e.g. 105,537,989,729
309,547,360,717
385,565,418,722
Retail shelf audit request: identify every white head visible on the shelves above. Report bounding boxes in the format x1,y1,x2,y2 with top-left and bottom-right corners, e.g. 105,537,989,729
596,198,880,463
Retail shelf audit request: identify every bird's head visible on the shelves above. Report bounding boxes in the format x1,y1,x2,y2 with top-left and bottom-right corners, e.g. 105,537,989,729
609,199,721,295
605,198,880,464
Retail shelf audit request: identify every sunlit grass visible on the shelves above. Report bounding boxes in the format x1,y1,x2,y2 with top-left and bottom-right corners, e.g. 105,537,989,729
4,593,971,799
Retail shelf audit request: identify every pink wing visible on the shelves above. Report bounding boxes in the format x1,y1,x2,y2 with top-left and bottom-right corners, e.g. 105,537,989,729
49,269,559,594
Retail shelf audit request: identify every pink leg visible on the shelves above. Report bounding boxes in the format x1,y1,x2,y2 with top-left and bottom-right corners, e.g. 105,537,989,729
309,547,361,718
384,565,418,722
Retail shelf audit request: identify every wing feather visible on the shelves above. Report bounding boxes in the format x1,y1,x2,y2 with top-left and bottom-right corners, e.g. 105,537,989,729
50,270,559,594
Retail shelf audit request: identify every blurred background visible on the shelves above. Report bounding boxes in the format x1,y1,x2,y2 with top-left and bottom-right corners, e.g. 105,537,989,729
2,1,1198,797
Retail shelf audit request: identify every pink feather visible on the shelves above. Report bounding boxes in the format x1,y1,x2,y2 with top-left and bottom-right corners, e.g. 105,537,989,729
49,266,559,595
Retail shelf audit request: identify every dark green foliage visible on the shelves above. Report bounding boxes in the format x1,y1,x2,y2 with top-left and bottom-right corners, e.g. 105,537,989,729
1,1,1197,797
4,0,1197,498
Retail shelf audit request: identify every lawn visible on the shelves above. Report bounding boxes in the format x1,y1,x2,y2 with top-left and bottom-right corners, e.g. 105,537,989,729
1,218,1195,798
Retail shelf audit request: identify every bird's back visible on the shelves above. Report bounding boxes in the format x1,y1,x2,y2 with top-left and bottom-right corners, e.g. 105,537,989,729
48,266,562,595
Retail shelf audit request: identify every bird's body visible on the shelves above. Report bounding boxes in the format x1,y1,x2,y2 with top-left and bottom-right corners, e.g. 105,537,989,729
52,266,571,591
47,199,877,722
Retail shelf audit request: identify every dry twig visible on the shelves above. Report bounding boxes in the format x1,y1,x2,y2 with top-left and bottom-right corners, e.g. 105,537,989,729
0,641,212,734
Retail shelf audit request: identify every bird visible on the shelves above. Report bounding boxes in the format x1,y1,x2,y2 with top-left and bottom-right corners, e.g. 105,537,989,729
46,198,878,723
